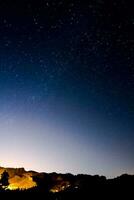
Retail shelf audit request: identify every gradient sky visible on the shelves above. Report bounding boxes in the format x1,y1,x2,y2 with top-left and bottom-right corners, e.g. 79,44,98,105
0,0,134,178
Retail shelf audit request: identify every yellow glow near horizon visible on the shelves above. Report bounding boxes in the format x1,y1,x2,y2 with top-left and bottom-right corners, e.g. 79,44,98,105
7,185,18,190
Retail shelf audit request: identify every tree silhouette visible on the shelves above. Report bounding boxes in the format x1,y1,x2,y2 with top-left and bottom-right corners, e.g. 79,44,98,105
33,173,54,192
0,171,9,189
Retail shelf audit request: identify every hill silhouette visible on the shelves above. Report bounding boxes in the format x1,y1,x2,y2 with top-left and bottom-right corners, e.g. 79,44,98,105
0,166,133,199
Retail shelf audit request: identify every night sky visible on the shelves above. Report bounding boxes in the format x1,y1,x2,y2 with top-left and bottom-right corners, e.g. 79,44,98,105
0,0,134,178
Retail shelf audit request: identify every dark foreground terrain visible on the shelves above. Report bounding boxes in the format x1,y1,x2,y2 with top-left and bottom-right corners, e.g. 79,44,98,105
0,170,134,199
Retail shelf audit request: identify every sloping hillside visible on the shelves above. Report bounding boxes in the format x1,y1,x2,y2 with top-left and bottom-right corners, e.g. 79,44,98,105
0,167,37,190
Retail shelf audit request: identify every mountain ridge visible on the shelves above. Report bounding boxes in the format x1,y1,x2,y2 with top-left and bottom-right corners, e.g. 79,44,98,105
0,166,134,192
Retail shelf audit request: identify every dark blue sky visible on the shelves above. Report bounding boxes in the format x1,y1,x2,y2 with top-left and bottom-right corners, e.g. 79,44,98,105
0,0,134,177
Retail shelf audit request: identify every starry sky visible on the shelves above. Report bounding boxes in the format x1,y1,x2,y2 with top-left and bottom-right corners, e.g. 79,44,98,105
0,0,134,178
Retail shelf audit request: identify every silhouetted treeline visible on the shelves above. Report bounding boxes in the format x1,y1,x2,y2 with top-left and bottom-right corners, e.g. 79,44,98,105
0,173,133,199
